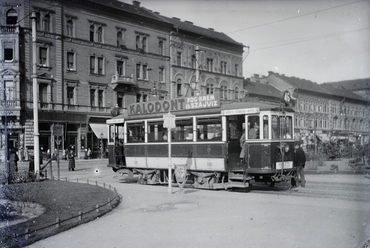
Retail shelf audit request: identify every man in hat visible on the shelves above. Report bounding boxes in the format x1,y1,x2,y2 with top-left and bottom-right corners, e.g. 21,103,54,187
293,140,306,187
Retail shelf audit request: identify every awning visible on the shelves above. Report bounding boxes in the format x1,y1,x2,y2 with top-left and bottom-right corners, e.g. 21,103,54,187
89,124,109,139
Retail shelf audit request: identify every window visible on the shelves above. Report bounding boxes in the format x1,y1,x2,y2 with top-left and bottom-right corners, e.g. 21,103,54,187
98,90,104,107
173,118,193,142
90,89,96,106
136,94,141,103
43,14,50,32
67,86,75,105
39,83,48,107
207,59,213,72
221,61,227,74
159,67,164,82
97,27,102,43
142,64,148,80
90,56,95,74
234,87,239,99
206,83,214,95
136,35,141,50
67,52,75,71
90,25,94,41
176,52,182,66
117,93,124,108
6,9,18,25
66,20,74,37
176,79,182,96
117,61,125,76
4,48,13,61
136,63,141,79
117,31,124,47
234,64,239,76
263,115,269,139
97,57,104,75
158,40,164,55
148,121,166,142
36,12,41,30
127,122,145,143
39,47,48,66
3,81,15,101
270,115,293,139
142,37,147,52
196,117,222,141
220,86,228,100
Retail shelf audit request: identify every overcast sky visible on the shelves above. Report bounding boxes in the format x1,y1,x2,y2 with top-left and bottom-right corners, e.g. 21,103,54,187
128,0,370,84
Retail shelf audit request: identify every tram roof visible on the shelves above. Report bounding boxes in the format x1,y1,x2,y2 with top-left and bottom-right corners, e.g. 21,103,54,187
108,100,293,123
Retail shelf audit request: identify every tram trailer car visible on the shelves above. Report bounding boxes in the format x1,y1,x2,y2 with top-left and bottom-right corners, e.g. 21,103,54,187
107,94,296,189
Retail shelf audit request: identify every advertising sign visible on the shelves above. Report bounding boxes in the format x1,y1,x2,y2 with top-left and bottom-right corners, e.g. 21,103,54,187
128,94,220,116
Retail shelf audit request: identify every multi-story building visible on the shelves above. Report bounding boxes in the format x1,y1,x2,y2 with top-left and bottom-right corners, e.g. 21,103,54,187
323,78,370,101
155,15,245,100
0,0,245,164
252,72,369,144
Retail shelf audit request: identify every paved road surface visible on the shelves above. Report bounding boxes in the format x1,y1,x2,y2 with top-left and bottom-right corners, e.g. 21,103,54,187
23,159,370,248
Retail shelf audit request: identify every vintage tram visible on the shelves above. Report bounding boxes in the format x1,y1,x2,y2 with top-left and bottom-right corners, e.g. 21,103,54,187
106,93,296,189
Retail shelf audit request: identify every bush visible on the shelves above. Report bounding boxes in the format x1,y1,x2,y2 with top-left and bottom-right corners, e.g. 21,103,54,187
305,151,325,170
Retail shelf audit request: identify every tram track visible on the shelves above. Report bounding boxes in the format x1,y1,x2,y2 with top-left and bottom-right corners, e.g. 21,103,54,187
247,181,370,202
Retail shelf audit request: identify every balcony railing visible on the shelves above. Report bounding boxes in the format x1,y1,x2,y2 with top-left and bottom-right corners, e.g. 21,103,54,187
0,25,18,34
0,100,17,107
110,74,136,90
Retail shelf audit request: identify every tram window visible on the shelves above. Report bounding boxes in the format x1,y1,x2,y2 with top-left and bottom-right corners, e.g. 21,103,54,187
173,118,193,141
281,116,293,139
263,115,269,139
196,117,222,141
126,122,144,143
148,121,166,142
228,115,244,140
247,115,260,139
272,115,293,139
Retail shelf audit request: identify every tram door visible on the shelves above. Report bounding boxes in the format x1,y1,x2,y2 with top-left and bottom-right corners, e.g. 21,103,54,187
227,115,245,170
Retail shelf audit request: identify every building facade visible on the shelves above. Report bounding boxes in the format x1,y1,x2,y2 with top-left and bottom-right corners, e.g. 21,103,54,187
0,0,245,163
253,72,370,144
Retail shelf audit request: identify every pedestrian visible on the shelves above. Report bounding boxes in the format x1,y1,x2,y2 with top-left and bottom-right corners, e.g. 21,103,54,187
24,147,29,161
294,140,306,187
63,149,67,160
8,148,19,175
19,146,24,162
239,131,246,163
68,148,75,171
87,148,92,159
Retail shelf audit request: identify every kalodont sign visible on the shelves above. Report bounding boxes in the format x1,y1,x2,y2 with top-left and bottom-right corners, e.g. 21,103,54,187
128,94,220,116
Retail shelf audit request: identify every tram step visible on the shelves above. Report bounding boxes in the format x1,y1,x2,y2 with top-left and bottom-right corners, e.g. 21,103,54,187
229,175,252,181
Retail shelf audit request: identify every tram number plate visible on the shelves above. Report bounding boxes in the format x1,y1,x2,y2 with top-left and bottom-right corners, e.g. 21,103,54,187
207,162,212,167
276,161,293,169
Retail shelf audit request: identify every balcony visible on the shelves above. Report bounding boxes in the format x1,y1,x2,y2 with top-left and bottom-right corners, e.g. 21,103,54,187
0,25,18,34
110,74,137,90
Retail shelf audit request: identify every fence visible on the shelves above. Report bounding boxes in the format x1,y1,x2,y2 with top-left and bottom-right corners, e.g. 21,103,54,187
9,177,122,242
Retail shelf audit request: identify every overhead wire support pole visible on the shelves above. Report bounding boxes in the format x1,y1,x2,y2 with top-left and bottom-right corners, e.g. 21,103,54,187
31,11,40,180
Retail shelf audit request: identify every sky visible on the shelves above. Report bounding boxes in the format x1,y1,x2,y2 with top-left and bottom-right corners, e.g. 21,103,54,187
125,0,370,84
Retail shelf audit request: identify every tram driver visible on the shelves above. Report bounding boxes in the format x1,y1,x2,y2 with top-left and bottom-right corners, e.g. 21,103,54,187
248,123,259,139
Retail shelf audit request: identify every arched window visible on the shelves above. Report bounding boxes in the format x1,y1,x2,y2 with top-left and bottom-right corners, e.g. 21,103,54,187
234,87,239,99
176,79,182,96
6,9,18,25
206,83,214,95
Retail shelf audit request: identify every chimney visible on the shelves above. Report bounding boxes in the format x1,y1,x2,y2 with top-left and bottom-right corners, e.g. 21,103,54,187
184,21,193,25
132,1,141,7
208,28,214,31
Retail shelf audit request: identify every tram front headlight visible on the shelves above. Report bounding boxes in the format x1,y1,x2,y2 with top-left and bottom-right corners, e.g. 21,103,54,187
284,144,290,153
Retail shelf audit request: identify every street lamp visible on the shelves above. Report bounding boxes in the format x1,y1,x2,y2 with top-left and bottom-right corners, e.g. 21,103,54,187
31,11,40,180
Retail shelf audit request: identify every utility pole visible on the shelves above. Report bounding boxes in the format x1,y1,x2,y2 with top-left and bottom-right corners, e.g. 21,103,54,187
31,12,40,180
